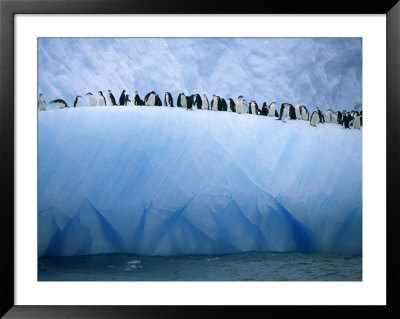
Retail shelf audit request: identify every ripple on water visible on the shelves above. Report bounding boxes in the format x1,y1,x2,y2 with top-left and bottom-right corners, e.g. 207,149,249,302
38,251,362,281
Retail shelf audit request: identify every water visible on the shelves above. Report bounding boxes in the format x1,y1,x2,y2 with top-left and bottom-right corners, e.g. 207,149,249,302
38,251,361,281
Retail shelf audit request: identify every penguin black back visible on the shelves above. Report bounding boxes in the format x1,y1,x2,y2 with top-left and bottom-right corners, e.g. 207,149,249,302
288,104,296,119
119,90,126,106
261,102,269,116
50,99,69,108
221,98,228,111
227,98,235,112
134,91,144,105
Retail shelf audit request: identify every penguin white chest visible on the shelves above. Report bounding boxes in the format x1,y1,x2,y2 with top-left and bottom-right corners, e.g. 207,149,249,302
353,116,361,129
180,95,187,108
39,97,46,111
269,105,276,117
202,97,208,110
325,111,332,123
89,95,96,106
146,94,156,106
235,102,242,114
311,112,319,126
282,108,287,122
212,98,218,111
302,109,308,121
250,103,255,114
99,96,106,106
295,105,301,119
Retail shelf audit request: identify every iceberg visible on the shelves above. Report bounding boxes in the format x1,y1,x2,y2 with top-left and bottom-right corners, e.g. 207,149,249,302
38,106,362,257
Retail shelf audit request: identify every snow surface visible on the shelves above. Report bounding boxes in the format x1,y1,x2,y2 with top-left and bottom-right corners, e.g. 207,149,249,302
38,38,362,113
38,106,362,257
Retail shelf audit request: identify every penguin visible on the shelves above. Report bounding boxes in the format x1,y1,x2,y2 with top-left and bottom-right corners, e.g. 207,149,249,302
50,99,69,109
119,90,126,106
98,91,107,106
177,93,187,108
133,91,144,106
268,102,278,117
350,111,359,127
108,90,117,106
300,105,309,121
227,98,235,112
191,94,202,109
144,91,162,106
325,109,333,123
86,92,97,106
310,110,320,126
164,92,174,107
353,114,361,129
332,112,339,124
210,95,216,111
125,94,132,106
341,109,347,123
186,95,193,110
295,101,302,120
337,111,343,124
342,112,353,129
202,94,209,110
260,102,269,116
316,107,325,123
235,96,245,114
288,104,296,120
278,103,288,122
242,99,248,114
249,101,260,115
220,98,228,111
155,94,162,106
73,95,81,107
216,96,223,111
38,94,47,111
211,95,221,111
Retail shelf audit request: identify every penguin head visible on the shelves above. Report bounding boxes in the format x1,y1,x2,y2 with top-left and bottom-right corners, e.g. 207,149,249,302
108,90,112,93
86,92,93,96
39,93,43,97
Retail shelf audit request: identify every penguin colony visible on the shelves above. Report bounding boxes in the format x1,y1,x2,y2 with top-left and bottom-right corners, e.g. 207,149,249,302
38,90,362,129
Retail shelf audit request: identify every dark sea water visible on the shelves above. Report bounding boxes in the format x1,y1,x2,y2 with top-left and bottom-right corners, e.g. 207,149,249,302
38,251,362,281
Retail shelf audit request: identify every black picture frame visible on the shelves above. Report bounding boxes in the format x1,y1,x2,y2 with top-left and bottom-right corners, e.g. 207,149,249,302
1,0,399,318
